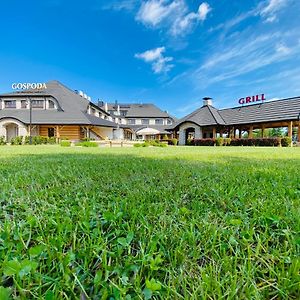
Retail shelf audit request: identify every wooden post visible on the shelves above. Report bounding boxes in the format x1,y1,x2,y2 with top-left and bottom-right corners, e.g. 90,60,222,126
212,127,216,139
239,128,242,139
248,126,253,139
288,121,293,138
261,125,265,138
56,125,60,143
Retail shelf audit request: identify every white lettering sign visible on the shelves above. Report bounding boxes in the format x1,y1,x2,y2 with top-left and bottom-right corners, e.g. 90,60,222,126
12,83,47,90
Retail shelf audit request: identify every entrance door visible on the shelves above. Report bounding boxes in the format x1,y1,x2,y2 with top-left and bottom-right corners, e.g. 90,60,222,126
48,127,55,137
185,127,195,144
6,123,18,142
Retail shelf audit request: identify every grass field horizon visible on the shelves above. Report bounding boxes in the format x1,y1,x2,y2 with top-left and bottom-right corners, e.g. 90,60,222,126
0,146,299,299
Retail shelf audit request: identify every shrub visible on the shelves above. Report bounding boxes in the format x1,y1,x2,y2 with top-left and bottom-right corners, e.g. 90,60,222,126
48,137,57,144
134,141,167,147
194,138,216,146
158,142,168,147
76,141,98,147
281,137,292,147
187,139,193,146
60,140,71,147
10,136,23,145
81,137,96,142
170,138,178,145
215,137,224,146
133,143,143,147
0,136,6,145
230,138,281,147
224,138,231,146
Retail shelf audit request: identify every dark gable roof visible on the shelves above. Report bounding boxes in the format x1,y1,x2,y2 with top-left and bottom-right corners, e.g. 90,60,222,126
0,80,117,127
219,97,300,125
173,104,225,128
107,103,171,118
173,97,300,128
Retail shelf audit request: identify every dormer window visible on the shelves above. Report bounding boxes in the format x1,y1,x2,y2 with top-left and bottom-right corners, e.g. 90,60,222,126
32,100,44,109
48,100,55,109
128,119,136,125
21,100,27,109
155,119,163,125
120,110,127,117
4,100,16,108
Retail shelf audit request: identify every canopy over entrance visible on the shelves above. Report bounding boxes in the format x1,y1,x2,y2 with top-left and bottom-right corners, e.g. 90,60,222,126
136,127,160,135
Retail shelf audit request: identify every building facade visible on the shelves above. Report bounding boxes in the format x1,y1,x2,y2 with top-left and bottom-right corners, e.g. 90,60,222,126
97,102,176,140
1,80,299,144
172,97,300,145
0,81,120,142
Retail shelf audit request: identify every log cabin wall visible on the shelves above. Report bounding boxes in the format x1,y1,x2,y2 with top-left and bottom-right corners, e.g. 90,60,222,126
39,125,84,140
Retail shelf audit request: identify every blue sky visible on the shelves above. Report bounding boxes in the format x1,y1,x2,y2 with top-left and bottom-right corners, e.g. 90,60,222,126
0,0,299,117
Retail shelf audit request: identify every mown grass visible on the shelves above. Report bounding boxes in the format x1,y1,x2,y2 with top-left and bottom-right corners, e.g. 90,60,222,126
0,146,299,299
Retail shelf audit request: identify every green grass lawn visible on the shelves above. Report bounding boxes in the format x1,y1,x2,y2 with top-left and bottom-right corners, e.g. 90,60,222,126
0,146,299,299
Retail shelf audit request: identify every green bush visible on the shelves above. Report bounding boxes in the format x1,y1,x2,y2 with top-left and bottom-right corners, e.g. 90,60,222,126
281,137,292,147
60,140,71,147
224,138,231,146
133,143,143,147
215,137,224,146
0,136,6,145
230,138,280,147
10,136,23,145
76,141,98,147
193,138,216,146
186,139,193,146
170,138,178,145
48,137,57,144
158,143,168,147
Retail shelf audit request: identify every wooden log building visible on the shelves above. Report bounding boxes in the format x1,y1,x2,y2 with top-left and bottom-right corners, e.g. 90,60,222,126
172,97,300,145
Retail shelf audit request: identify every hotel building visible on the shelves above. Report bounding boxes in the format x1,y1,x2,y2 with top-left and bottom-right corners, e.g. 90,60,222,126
0,80,299,145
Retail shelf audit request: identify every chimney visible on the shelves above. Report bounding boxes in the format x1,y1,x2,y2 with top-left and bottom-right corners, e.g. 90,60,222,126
104,102,108,112
203,97,213,106
98,100,104,107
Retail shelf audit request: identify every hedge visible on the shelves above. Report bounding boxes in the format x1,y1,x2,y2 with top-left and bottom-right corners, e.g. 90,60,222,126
191,137,290,147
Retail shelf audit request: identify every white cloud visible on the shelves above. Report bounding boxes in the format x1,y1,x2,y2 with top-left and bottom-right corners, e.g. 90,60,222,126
101,0,137,11
136,1,211,36
167,28,300,90
276,43,291,55
135,47,174,74
194,31,300,87
198,2,211,20
171,2,211,36
259,0,289,22
210,0,289,34
136,0,184,26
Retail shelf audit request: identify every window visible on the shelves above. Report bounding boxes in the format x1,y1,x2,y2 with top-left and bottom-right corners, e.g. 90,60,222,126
31,100,44,108
127,119,136,125
167,118,172,125
155,119,164,125
21,100,27,109
4,100,16,108
48,100,55,109
48,128,55,137
142,119,149,125
120,110,127,117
